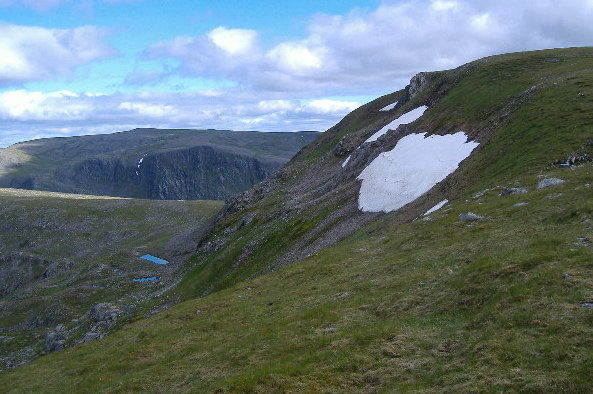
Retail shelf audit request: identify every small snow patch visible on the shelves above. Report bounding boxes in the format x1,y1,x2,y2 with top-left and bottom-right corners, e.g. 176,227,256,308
423,200,448,216
379,101,398,111
365,106,428,143
357,132,478,213
342,154,351,168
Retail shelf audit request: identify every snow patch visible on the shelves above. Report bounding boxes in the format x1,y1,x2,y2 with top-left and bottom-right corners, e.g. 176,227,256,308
342,154,351,168
136,154,147,176
423,199,448,216
379,101,398,111
365,105,427,143
357,132,479,213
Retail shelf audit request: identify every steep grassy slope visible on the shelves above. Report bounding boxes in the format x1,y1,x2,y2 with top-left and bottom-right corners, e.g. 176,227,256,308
176,47,593,298
0,129,319,200
0,189,222,369
2,47,593,391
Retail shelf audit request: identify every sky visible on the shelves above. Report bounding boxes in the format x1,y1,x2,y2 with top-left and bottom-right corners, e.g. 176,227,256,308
1,0,593,147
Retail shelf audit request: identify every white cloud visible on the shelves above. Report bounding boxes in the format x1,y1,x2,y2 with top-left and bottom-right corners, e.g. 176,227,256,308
208,27,258,56
0,22,117,86
0,90,93,120
0,89,363,147
144,0,593,95
118,101,178,118
267,43,323,72
305,99,359,114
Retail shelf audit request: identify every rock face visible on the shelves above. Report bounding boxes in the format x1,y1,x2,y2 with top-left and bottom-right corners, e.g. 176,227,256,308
141,146,279,200
66,146,281,200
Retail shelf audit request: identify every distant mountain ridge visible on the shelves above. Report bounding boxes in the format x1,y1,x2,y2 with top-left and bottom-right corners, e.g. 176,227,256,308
0,128,320,200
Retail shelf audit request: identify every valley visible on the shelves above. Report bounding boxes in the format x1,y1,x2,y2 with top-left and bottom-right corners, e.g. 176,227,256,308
0,188,222,369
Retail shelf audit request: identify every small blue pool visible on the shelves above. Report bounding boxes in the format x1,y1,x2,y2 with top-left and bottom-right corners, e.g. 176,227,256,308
133,276,160,282
141,254,169,265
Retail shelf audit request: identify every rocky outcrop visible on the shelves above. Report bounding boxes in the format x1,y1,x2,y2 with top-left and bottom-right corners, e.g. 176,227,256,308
0,253,73,296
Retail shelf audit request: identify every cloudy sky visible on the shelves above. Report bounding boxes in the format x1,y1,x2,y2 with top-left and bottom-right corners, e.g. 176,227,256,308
1,0,592,147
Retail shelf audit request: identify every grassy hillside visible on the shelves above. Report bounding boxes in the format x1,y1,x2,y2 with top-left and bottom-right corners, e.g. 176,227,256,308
2,47,593,391
175,47,593,298
2,162,592,392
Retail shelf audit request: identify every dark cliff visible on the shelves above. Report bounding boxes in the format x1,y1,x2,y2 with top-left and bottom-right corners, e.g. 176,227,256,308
0,129,320,200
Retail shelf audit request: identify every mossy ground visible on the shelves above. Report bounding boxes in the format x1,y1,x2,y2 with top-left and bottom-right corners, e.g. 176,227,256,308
0,189,222,367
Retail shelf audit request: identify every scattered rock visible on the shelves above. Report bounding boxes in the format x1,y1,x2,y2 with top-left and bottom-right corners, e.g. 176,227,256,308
88,303,121,330
513,202,528,207
537,178,565,189
547,193,563,200
499,187,528,196
459,212,484,222
334,136,355,157
45,324,66,352
580,303,593,308
80,331,101,343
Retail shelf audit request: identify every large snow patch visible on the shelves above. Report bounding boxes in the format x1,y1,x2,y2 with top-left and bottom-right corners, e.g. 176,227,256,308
357,132,479,213
365,106,428,143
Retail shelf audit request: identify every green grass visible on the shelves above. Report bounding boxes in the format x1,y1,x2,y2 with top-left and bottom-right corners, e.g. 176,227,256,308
2,161,592,392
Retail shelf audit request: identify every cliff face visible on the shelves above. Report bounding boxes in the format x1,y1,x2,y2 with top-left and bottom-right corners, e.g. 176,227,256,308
0,129,320,200
141,146,281,200
64,146,281,200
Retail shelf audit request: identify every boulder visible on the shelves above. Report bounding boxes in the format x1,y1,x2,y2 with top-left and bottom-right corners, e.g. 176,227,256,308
537,178,565,189
88,303,121,329
45,324,66,352
499,187,528,196
459,212,484,222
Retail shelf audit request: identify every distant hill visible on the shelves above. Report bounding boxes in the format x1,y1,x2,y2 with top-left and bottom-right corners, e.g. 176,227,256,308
0,129,320,200
2,48,593,391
